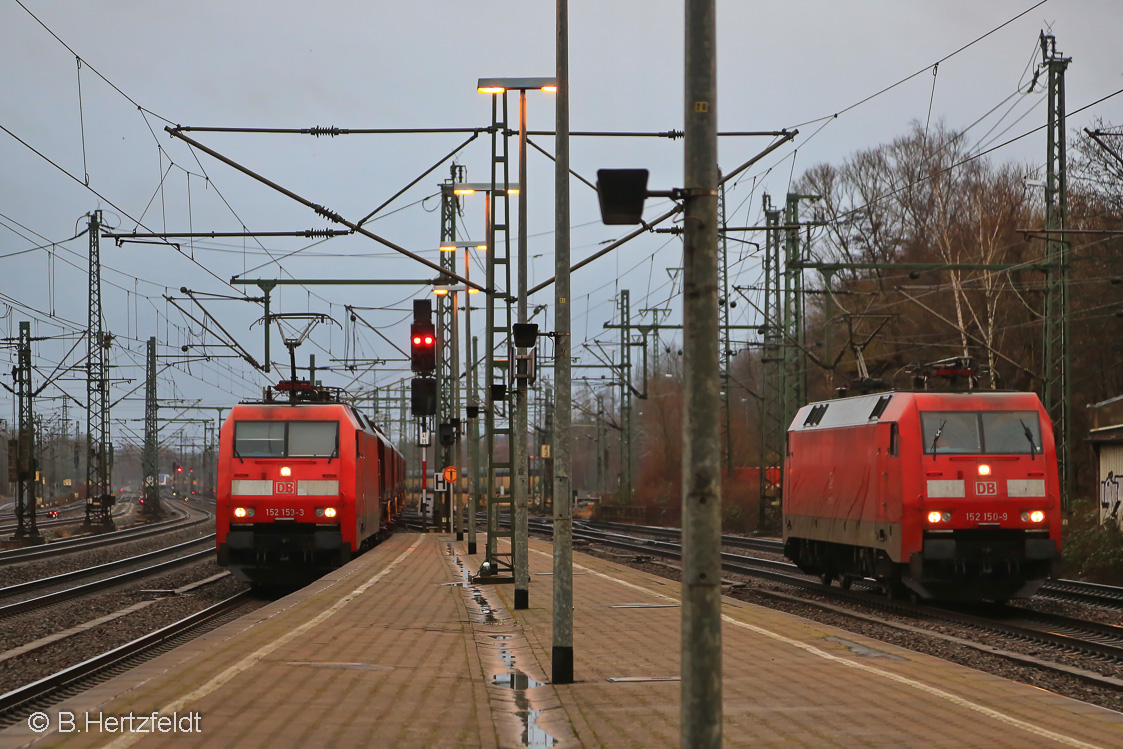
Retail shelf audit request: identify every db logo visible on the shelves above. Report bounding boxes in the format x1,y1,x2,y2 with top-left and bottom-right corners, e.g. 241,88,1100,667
975,481,998,496
274,481,296,494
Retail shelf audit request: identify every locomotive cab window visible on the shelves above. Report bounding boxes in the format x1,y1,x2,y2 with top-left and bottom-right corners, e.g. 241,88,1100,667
234,421,339,458
920,411,1042,455
234,422,285,457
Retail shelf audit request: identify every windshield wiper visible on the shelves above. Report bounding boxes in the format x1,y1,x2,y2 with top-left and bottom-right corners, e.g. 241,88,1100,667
930,420,946,458
1019,419,1037,460
233,445,244,464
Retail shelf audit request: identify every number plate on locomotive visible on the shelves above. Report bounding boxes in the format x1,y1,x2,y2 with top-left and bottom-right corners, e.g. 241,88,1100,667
965,512,1007,522
265,507,305,517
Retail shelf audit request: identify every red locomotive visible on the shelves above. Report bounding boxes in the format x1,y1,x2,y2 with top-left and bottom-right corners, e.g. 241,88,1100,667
783,388,1061,601
216,382,405,585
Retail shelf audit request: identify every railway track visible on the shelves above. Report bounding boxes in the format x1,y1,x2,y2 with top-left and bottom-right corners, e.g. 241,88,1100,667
579,518,1123,611
0,502,202,564
0,590,255,726
0,536,217,620
0,506,129,537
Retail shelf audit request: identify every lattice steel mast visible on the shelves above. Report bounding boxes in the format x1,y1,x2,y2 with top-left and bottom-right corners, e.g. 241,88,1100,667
1041,32,1072,507
85,211,113,526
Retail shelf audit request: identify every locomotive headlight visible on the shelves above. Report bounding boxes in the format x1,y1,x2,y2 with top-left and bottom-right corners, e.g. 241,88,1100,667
280,466,292,477
315,508,323,517
1027,510,1045,523
234,507,247,518
324,507,337,518
978,464,991,476
927,511,943,523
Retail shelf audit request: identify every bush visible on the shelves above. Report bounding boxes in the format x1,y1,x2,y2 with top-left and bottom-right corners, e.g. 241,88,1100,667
1056,500,1123,585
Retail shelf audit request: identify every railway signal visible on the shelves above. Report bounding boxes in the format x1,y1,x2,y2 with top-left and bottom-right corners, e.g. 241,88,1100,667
410,322,436,374
411,377,437,417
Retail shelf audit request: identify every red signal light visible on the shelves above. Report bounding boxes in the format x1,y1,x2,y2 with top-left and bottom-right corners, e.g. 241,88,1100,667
413,336,422,345
424,336,434,345
176,466,183,473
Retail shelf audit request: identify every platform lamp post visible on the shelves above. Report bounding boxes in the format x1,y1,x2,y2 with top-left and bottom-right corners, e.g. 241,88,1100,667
477,77,556,611
434,241,486,550
449,183,519,565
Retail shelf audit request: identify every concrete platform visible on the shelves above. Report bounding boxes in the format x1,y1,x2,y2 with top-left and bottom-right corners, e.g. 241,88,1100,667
3,531,1121,748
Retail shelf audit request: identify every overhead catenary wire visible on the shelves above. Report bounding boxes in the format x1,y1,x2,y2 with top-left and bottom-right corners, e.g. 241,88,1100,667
785,0,1052,130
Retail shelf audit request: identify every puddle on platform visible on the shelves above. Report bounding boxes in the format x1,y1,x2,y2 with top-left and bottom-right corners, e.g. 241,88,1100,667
823,636,907,660
517,708,556,748
284,661,394,672
469,586,500,624
440,542,555,747
492,672,544,690
491,670,555,747
449,547,473,583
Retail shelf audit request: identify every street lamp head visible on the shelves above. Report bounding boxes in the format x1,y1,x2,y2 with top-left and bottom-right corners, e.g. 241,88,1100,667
431,285,479,295
451,182,520,196
439,241,487,253
477,77,557,94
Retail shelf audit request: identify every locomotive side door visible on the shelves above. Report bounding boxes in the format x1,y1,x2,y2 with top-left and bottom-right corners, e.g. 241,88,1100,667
876,422,901,540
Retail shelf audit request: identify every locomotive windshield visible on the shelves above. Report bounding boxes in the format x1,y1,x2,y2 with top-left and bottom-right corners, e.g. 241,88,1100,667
920,411,1042,455
234,421,339,458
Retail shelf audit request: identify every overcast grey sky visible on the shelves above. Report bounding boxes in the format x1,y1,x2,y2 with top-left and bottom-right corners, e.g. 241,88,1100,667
2,0,1121,449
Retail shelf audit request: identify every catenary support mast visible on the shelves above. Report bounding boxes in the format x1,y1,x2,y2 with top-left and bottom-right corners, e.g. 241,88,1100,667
681,1,722,745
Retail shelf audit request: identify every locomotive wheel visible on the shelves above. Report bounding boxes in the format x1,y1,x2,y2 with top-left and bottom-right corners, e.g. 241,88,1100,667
819,572,835,587
839,575,853,590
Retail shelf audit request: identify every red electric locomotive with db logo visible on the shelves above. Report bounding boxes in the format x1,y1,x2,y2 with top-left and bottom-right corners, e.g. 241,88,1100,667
216,382,405,585
783,385,1061,601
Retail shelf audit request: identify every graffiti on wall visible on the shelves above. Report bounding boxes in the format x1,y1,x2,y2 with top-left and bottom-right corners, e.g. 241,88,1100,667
1101,471,1122,529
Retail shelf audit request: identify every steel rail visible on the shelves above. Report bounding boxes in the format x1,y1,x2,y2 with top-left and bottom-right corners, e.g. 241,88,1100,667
0,535,215,602
0,544,215,620
580,519,784,554
1041,578,1123,609
0,506,201,563
0,502,132,537
581,520,1123,608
